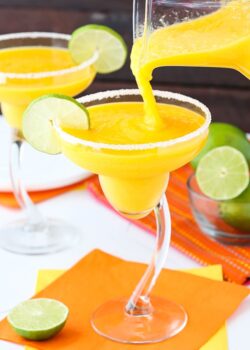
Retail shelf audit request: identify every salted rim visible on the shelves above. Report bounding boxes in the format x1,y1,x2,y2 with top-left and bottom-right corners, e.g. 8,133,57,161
55,89,211,151
0,32,98,80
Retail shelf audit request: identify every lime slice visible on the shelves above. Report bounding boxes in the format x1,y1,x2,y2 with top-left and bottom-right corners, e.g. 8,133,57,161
23,94,89,154
7,298,69,341
196,146,249,200
69,24,127,74
191,122,250,169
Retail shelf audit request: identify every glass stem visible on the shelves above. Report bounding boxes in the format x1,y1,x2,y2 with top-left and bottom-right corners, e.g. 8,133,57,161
126,195,171,316
10,128,45,228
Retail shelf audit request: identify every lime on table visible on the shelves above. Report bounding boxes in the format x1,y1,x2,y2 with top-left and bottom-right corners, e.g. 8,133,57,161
23,94,89,154
196,146,249,200
219,184,250,232
69,24,127,73
7,298,69,341
191,122,250,168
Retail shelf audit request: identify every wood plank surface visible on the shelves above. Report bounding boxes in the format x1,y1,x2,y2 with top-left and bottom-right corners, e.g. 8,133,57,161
0,3,248,129
0,0,132,11
0,7,248,88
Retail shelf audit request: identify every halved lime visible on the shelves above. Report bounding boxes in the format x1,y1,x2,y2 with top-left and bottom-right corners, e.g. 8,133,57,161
196,146,249,200
191,122,250,169
23,94,89,154
69,24,127,73
7,298,69,341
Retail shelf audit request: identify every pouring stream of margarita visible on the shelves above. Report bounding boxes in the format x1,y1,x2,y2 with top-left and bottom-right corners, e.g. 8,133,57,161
131,0,250,129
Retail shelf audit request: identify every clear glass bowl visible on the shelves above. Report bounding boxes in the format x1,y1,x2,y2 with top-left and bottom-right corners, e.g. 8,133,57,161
187,174,250,245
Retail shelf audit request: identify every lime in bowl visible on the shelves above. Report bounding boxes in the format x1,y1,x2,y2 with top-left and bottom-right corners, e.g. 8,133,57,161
187,174,250,245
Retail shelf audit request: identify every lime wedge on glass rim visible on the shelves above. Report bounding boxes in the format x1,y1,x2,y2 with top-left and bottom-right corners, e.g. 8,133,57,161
69,24,127,73
7,298,69,341
196,146,249,200
23,94,89,154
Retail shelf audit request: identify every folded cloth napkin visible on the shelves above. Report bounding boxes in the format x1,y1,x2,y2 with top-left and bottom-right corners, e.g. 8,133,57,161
3,162,250,285
25,264,229,350
0,250,248,350
88,166,250,284
0,180,88,208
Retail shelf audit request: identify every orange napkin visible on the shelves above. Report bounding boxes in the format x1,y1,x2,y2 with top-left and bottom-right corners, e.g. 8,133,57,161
26,265,228,350
0,250,248,350
0,179,89,209
88,166,250,284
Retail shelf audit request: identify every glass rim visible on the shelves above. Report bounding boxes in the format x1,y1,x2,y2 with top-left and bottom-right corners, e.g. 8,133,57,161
55,89,211,151
187,173,217,202
0,32,98,80
152,0,230,8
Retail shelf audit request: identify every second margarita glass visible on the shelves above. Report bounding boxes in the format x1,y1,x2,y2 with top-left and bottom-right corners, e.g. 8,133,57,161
0,32,97,255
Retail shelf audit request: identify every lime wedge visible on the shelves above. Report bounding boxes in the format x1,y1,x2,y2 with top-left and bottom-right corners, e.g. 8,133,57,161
23,94,89,154
196,146,249,200
7,298,69,341
69,24,127,73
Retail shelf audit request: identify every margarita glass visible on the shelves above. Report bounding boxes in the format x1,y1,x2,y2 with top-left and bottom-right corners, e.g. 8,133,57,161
55,89,211,343
0,32,97,255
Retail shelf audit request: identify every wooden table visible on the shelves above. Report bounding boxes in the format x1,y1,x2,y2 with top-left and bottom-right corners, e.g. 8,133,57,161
0,0,249,130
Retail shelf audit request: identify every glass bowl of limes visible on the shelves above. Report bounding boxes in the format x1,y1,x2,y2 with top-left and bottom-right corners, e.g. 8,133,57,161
188,122,250,245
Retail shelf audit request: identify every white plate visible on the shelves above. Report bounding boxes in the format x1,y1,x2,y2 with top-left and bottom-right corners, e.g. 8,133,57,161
0,118,91,192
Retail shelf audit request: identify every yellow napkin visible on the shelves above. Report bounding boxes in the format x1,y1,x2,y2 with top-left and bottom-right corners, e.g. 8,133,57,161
27,264,228,350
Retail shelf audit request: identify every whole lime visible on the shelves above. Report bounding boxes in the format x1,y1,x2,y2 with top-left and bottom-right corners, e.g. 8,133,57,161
191,122,250,169
219,184,250,232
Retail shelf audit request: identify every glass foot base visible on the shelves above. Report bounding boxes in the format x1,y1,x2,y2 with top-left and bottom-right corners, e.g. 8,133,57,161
0,218,79,255
91,296,188,344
